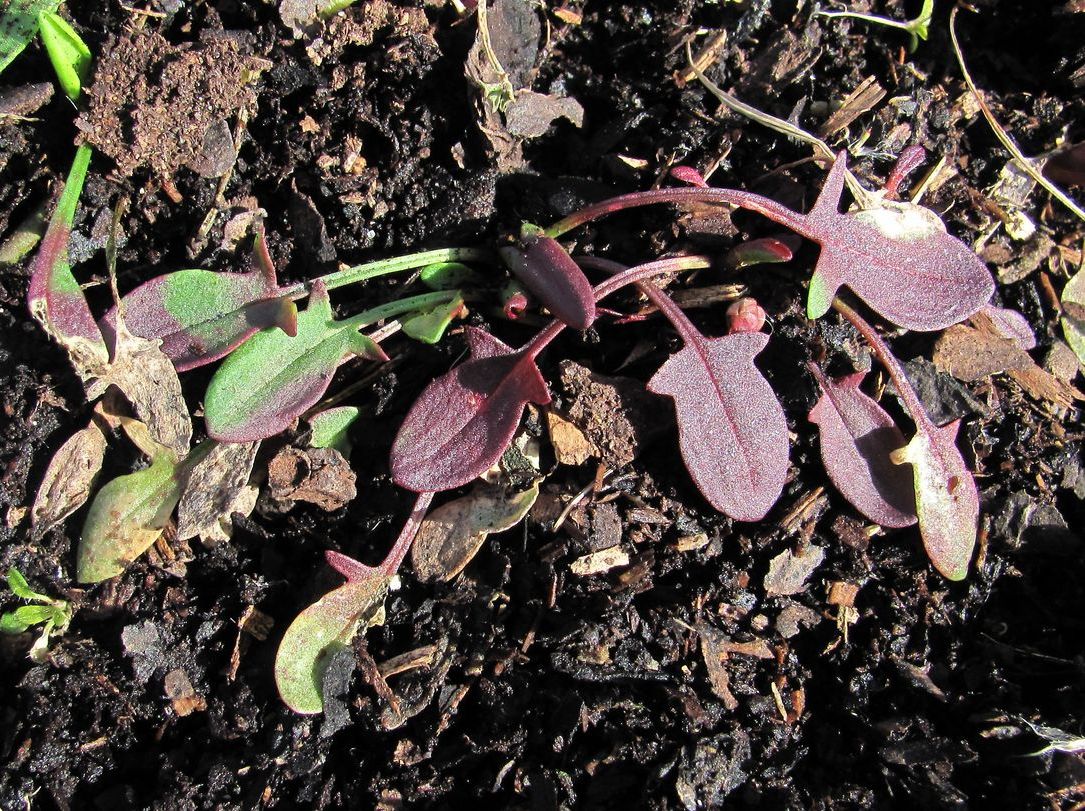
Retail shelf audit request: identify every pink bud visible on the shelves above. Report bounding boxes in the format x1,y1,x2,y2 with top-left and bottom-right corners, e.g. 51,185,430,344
669,165,709,188
726,298,767,334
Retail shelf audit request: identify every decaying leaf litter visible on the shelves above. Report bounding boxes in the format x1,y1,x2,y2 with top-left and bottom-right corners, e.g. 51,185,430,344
2,0,1084,808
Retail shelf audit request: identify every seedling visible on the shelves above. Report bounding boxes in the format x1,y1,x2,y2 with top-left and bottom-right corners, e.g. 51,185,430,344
815,0,935,53
37,10,90,99
0,2,92,100
1,567,72,662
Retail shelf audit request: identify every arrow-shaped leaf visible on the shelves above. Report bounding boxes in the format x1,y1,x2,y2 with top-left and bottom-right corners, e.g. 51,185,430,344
807,363,916,528
101,232,298,371
275,564,389,715
391,327,551,492
204,281,385,442
891,420,979,580
804,155,994,331
648,331,788,522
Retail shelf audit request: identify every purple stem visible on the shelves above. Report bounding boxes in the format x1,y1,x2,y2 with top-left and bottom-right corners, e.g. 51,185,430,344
522,255,713,360
575,255,706,346
544,188,812,241
325,491,435,580
832,299,935,433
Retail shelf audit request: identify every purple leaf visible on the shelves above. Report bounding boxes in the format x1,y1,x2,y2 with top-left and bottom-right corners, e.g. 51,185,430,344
805,154,995,331
647,331,788,522
27,144,110,376
499,225,596,329
807,363,916,528
101,231,298,371
669,165,709,187
391,327,551,492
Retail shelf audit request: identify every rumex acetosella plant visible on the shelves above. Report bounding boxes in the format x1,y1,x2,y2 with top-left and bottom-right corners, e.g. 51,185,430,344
27,143,1000,715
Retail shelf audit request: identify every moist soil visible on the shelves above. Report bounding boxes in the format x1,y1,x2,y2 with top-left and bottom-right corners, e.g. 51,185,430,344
1,1,1084,808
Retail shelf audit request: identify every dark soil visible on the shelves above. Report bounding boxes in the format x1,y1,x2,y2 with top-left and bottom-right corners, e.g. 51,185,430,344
2,1,1084,808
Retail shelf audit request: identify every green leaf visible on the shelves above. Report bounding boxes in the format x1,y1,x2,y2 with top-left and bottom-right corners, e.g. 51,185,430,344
419,262,482,291
908,0,935,51
0,605,55,633
204,281,386,443
1061,269,1085,371
6,567,42,601
891,421,979,581
401,292,466,344
275,572,389,714
308,406,359,455
806,270,834,320
0,0,60,76
77,449,189,584
37,11,90,100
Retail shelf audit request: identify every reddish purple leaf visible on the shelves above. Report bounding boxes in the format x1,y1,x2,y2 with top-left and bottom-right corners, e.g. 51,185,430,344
805,154,995,331
669,165,709,187
807,363,916,528
884,144,926,198
499,225,596,330
27,144,109,375
101,232,298,371
391,327,551,492
647,331,788,522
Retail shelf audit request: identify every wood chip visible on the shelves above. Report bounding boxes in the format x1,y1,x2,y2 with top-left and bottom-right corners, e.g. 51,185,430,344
378,645,439,679
764,544,825,596
546,409,594,466
569,545,630,576
827,581,860,608
819,76,887,138
163,669,206,716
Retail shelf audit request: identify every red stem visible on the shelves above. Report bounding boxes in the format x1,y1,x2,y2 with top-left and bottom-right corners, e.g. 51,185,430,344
522,255,712,360
325,491,435,580
575,255,706,347
832,299,935,432
544,188,812,241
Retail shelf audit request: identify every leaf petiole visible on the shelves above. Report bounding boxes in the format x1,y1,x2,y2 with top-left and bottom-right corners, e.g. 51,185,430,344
341,290,460,331
286,248,492,298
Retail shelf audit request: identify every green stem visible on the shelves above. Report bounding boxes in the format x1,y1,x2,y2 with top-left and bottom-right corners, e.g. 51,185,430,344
283,247,492,298
815,10,913,33
343,290,457,331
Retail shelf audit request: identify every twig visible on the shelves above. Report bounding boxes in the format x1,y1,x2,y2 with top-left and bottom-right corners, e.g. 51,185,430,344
949,6,1085,223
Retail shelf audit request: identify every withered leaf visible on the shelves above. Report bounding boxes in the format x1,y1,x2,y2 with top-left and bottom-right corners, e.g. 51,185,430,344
31,418,106,536
411,481,539,582
176,441,260,542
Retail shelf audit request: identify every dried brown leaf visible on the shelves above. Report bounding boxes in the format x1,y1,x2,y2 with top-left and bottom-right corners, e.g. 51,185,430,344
411,481,539,583
176,441,260,542
88,321,192,458
764,544,825,596
31,418,106,536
